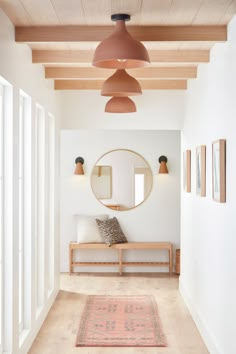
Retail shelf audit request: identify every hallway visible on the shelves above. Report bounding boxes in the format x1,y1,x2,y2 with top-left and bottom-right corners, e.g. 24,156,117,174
1,2,236,353
29,274,209,354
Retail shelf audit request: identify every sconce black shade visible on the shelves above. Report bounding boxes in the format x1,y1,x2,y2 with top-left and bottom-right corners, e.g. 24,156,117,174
75,157,84,164
158,155,168,174
74,157,84,175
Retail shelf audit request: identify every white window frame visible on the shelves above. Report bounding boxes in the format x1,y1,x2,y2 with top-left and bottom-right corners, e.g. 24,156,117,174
35,104,45,315
0,77,14,354
18,91,32,338
18,94,24,333
47,113,55,295
0,83,4,354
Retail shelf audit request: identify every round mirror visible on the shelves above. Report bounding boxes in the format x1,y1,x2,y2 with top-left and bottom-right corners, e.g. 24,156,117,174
91,149,153,211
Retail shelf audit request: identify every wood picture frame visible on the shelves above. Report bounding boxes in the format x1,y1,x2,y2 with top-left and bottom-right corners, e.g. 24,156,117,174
212,139,226,203
196,145,206,197
183,150,191,193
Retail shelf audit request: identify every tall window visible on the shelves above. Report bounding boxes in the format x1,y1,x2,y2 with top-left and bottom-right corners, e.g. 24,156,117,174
0,78,14,354
35,105,45,313
18,92,32,334
35,108,56,312
47,114,55,295
18,94,24,332
0,83,4,354
0,78,56,352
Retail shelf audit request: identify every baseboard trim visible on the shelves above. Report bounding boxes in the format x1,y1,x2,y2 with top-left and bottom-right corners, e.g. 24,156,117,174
179,277,220,354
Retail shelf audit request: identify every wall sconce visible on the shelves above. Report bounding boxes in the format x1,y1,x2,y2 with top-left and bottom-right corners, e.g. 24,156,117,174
74,157,84,175
158,156,168,174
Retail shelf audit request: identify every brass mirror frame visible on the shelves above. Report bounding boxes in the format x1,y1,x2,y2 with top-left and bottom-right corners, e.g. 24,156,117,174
91,149,153,211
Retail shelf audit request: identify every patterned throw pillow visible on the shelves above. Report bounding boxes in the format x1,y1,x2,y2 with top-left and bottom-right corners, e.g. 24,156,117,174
96,217,128,247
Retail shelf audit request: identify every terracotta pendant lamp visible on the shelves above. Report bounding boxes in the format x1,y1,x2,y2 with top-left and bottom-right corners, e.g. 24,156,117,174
105,97,136,113
92,14,150,69
101,69,142,97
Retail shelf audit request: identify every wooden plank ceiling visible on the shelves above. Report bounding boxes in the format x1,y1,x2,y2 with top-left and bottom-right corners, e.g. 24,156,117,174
0,0,236,91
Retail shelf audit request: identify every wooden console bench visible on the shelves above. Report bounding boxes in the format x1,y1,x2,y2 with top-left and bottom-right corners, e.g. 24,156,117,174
69,242,173,275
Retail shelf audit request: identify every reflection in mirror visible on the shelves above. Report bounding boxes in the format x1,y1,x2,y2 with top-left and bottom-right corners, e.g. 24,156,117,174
91,166,112,199
91,149,153,211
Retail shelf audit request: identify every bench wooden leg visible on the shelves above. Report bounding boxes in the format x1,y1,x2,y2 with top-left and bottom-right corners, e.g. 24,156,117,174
169,245,173,275
69,245,73,275
118,249,123,276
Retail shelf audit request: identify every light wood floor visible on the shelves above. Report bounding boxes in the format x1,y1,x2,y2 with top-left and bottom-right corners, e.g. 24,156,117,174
29,273,209,354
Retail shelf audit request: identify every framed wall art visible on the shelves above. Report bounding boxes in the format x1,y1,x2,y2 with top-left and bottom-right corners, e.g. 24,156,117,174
212,139,226,203
183,150,191,193
196,145,206,197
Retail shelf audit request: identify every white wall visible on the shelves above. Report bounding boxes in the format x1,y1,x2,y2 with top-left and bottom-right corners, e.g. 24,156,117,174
180,16,236,354
0,9,60,354
60,90,185,130
60,130,180,272
0,10,60,112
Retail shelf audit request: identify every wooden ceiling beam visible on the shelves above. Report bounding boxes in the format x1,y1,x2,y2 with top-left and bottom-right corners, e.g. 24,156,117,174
33,50,94,63
150,50,209,63
45,66,197,79
54,79,187,90
33,49,209,64
15,25,227,42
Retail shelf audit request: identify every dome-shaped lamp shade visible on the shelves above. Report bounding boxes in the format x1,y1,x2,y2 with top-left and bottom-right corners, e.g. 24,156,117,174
92,14,150,69
105,97,136,113
102,69,142,97
74,157,84,175
158,155,168,174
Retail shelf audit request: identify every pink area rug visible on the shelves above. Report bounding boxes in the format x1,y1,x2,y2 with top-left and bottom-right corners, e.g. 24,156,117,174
76,295,167,347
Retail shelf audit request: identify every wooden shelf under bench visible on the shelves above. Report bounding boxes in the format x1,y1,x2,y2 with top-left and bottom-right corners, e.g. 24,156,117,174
69,242,173,275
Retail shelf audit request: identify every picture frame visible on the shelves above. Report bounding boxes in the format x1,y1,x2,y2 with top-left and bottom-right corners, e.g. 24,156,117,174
196,145,206,197
212,139,226,203
183,150,191,193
